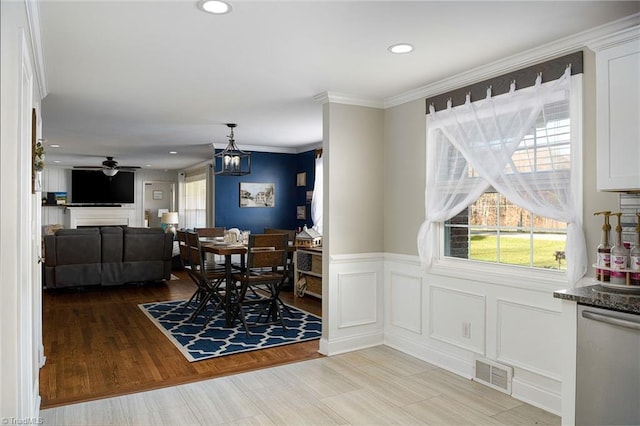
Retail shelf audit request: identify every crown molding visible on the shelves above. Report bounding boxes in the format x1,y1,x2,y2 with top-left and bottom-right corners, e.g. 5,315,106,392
25,0,48,100
210,142,321,154
384,13,640,109
587,24,639,51
294,142,323,153
314,91,384,109
211,143,300,154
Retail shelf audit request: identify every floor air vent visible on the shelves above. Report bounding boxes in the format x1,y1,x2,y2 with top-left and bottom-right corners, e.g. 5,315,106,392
474,358,513,395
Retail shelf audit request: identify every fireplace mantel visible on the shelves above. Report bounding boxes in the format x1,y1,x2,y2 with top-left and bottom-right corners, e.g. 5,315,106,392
65,207,138,229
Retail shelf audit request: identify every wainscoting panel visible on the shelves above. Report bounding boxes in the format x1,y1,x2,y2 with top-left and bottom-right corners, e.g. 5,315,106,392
321,253,384,356
430,286,486,354
383,254,564,415
496,299,563,380
389,271,422,334
338,271,378,328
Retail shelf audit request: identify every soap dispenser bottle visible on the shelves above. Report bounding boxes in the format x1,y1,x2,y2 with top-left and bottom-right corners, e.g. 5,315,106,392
594,211,612,282
630,212,640,286
610,212,629,285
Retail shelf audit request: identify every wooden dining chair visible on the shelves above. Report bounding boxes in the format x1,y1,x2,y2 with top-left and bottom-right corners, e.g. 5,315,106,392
177,230,205,314
264,227,296,286
185,230,227,326
231,233,289,336
176,229,190,267
179,229,224,284
264,227,295,241
194,227,225,238
194,227,227,266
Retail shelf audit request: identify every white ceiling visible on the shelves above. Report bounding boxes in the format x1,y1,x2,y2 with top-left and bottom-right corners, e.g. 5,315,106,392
38,0,639,171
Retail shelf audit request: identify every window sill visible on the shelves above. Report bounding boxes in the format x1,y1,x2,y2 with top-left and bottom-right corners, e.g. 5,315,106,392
428,257,569,293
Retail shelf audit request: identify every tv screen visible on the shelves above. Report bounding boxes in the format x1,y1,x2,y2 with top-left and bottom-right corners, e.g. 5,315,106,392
71,170,135,204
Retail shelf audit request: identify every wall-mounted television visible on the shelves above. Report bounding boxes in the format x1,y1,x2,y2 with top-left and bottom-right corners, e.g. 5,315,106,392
71,170,135,204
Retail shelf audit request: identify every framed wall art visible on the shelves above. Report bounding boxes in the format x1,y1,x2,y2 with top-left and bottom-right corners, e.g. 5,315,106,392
240,182,275,207
296,172,306,187
296,205,306,220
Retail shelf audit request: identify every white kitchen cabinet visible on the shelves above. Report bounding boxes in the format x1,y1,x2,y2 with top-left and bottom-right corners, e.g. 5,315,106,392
591,26,640,192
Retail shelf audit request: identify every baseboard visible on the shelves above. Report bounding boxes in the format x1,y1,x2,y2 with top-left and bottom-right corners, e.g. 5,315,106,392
384,332,473,379
512,376,562,416
318,330,384,356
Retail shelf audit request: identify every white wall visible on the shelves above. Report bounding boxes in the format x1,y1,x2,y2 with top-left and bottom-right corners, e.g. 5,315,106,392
1,0,44,419
41,166,179,227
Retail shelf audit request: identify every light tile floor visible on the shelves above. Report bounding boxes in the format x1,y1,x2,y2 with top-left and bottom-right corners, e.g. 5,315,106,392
39,346,560,425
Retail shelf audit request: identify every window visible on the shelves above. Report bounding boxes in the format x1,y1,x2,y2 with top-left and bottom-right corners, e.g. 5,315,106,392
183,170,207,229
445,195,568,270
444,100,570,271
418,67,587,284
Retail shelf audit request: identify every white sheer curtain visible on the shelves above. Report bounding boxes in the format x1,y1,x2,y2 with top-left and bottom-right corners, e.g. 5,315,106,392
311,154,323,234
417,67,587,285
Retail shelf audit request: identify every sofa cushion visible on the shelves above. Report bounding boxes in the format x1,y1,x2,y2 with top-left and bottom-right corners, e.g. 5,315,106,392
123,260,168,283
101,227,124,285
46,228,102,287
121,227,173,283
123,227,171,261
55,228,100,236
55,235,101,265
101,227,124,262
55,264,102,287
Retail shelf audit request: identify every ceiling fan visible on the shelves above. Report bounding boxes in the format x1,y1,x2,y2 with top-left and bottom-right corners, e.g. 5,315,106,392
73,156,141,177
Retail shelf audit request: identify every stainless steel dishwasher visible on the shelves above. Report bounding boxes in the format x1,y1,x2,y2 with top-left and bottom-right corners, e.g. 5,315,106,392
576,304,640,425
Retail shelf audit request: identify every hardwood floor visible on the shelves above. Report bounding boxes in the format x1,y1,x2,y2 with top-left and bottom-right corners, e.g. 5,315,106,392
39,271,323,408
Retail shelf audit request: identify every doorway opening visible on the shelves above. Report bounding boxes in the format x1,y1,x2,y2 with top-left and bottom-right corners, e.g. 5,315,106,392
143,181,176,228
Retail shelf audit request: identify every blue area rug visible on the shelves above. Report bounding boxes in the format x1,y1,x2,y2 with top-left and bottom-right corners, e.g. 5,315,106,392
139,299,322,362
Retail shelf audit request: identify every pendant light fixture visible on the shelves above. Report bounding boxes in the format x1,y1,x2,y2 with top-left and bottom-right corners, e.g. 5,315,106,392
213,123,251,176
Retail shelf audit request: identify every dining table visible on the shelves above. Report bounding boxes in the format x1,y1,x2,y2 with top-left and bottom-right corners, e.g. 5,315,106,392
199,240,247,327
199,238,297,327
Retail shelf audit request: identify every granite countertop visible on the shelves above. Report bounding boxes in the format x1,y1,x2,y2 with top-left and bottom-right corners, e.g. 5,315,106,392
554,284,640,314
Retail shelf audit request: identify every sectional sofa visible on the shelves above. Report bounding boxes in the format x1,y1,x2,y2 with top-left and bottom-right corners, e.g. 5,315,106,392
44,226,174,288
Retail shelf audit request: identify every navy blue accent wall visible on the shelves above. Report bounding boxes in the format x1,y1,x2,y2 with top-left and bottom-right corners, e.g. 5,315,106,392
215,150,315,234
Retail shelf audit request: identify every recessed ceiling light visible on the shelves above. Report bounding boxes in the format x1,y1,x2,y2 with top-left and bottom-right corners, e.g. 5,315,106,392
145,164,153,167
50,144,60,148
199,0,232,14
388,43,413,54
169,151,177,155
53,160,61,163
